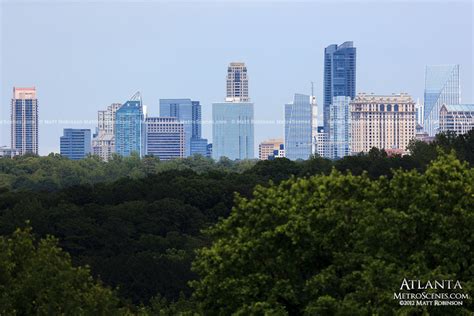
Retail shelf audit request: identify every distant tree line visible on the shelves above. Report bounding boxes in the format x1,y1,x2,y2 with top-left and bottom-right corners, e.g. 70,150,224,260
1,130,472,193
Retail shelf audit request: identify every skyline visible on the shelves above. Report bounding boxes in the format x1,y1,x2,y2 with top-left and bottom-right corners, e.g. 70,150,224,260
1,1,473,155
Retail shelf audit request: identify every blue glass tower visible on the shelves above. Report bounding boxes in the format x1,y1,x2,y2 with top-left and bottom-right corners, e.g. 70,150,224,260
115,92,143,157
160,99,208,157
323,41,356,132
212,62,254,160
329,96,351,159
60,129,91,160
423,65,460,136
285,94,313,160
212,102,254,160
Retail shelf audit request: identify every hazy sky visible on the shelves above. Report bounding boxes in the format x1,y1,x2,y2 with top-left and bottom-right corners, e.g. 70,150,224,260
1,0,473,155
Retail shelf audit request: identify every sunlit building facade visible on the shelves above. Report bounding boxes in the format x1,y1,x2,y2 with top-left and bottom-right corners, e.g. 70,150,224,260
351,93,416,154
258,138,284,160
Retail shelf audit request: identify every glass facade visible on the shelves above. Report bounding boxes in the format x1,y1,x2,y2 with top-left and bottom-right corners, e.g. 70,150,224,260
60,129,91,160
285,94,313,160
323,41,356,132
160,99,206,157
329,96,351,159
423,64,460,136
115,100,143,157
190,137,209,156
439,104,474,135
212,102,254,160
145,117,184,160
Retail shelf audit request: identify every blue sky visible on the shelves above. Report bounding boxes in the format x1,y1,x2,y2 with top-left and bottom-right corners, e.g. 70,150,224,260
1,0,473,155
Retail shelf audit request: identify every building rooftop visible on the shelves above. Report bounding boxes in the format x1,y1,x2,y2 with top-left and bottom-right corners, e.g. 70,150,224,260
442,104,474,112
354,93,413,102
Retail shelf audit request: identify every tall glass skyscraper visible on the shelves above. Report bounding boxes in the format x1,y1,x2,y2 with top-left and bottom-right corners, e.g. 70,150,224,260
212,102,254,160
159,99,207,157
115,92,144,157
285,94,313,160
423,65,460,136
329,96,351,159
60,129,91,160
11,87,38,155
212,62,254,160
323,41,356,132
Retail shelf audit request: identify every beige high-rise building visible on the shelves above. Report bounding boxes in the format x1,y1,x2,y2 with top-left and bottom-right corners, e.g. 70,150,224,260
92,103,122,161
258,138,284,160
351,93,416,154
226,62,249,102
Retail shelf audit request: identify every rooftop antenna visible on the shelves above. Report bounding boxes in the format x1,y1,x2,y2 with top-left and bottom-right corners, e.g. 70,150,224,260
311,81,314,97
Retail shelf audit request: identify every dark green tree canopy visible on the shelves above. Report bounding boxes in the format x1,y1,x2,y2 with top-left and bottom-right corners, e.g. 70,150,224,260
191,152,474,315
0,227,128,315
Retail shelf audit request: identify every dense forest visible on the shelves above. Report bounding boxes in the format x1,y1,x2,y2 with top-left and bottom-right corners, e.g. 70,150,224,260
0,130,473,315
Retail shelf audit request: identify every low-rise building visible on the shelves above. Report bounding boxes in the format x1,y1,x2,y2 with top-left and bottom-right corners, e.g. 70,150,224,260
439,104,474,135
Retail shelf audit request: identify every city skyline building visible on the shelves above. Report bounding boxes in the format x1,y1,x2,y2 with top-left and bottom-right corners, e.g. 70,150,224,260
60,128,91,160
415,99,424,127
329,96,351,159
439,104,474,135
115,92,144,157
145,117,185,160
190,138,209,157
212,102,254,160
424,64,461,136
316,126,329,158
92,103,122,161
0,146,19,158
351,93,416,154
226,62,249,102
323,41,356,132
159,99,208,157
285,93,313,160
11,87,39,155
258,138,284,160
212,62,254,160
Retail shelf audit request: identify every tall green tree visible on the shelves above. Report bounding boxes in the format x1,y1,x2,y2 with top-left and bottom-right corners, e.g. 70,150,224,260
0,226,128,315
191,152,474,315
